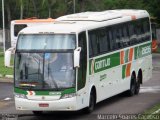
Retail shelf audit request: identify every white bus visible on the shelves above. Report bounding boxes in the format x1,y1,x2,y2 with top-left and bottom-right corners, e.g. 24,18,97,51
14,10,152,115
11,18,55,48
5,18,55,67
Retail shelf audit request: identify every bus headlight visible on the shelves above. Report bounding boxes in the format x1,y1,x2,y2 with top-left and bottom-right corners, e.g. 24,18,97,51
14,93,27,99
60,93,76,99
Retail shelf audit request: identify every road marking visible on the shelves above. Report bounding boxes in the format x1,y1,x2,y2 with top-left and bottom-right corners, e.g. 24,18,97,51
140,86,160,93
3,97,12,101
0,97,13,101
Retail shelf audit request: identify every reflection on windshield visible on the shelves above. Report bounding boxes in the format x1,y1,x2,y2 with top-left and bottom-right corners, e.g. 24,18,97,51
17,34,76,50
15,52,75,90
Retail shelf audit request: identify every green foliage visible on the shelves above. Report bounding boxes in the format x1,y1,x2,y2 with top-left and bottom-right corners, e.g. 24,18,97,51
0,0,160,28
0,48,3,53
0,53,14,76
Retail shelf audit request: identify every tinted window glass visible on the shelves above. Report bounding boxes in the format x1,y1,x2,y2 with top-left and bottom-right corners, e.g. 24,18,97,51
14,24,27,37
88,17,151,58
89,31,99,56
78,32,87,90
99,29,109,53
122,25,129,46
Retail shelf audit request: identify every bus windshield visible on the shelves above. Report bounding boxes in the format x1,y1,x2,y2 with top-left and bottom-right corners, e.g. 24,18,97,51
17,34,76,50
15,52,75,90
15,34,76,90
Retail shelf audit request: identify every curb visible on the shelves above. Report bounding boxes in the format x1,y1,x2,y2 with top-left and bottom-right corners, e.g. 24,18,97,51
0,74,13,83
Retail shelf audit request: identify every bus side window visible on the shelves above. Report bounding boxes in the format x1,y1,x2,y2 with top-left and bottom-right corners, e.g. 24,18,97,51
136,21,140,42
143,18,151,41
115,27,120,48
14,24,27,37
89,35,93,57
133,21,140,44
88,32,94,57
99,28,109,53
126,23,130,45
108,28,114,51
122,24,129,47
140,19,145,42
89,31,99,56
116,25,123,48
137,20,143,43
129,22,136,45
112,27,118,50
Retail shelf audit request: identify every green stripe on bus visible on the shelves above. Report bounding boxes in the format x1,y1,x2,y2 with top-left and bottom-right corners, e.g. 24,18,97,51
89,52,120,75
35,91,60,96
61,88,76,96
134,42,151,59
14,88,28,95
89,42,151,75
14,87,75,96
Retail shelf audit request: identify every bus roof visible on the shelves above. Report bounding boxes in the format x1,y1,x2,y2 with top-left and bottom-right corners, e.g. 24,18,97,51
19,9,150,34
57,9,149,22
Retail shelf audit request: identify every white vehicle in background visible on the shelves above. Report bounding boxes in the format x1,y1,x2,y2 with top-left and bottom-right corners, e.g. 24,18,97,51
5,18,55,67
13,10,152,114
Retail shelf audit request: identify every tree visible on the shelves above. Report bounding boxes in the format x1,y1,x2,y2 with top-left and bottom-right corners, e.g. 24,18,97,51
4,0,15,28
42,0,56,17
17,0,24,19
31,0,38,17
1,0,160,28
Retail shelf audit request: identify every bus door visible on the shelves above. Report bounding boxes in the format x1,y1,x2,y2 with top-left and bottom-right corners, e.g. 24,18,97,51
77,32,87,108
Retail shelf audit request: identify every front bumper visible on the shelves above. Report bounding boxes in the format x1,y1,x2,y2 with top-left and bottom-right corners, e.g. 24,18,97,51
15,96,77,111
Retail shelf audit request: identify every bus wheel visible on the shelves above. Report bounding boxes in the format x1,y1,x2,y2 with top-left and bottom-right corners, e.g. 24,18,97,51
32,111,43,116
135,74,141,95
127,74,136,96
135,80,140,95
85,90,95,113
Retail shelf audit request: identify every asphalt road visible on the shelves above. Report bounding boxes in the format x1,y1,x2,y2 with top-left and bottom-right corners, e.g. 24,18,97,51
0,54,160,120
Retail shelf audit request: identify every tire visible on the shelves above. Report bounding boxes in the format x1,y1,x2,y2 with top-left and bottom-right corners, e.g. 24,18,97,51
84,91,95,113
135,76,140,95
32,111,43,116
127,74,136,96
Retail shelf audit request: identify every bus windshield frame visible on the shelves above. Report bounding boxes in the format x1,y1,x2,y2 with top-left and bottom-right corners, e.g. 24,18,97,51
14,34,76,91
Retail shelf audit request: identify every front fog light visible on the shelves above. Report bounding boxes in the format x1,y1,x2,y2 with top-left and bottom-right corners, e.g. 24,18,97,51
14,93,27,99
60,93,76,99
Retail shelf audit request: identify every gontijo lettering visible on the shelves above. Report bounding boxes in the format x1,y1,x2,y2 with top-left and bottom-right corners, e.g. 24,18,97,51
95,58,111,71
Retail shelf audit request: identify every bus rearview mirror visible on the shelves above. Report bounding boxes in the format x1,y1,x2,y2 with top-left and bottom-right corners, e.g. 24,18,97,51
5,50,12,67
74,47,81,68
4,48,15,67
